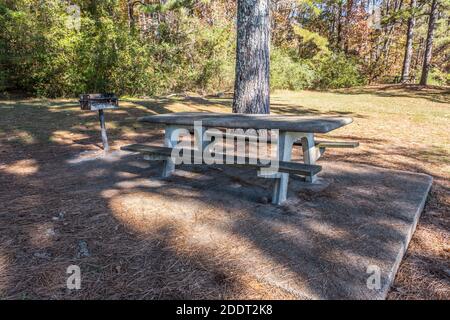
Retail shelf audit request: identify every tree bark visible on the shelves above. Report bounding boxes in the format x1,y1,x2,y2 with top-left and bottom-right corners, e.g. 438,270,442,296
233,0,270,114
337,2,343,50
420,0,439,85
401,0,416,82
344,0,354,53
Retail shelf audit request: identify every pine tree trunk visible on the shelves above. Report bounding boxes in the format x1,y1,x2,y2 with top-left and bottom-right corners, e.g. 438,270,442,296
233,0,270,114
337,2,343,49
420,0,439,86
344,0,354,53
401,0,416,83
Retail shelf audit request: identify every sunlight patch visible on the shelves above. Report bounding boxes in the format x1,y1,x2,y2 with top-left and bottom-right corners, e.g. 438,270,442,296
28,222,57,248
0,159,39,176
50,130,89,145
5,130,36,144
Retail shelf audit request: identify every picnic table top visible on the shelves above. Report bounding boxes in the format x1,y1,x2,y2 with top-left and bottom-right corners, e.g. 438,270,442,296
139,112,353,133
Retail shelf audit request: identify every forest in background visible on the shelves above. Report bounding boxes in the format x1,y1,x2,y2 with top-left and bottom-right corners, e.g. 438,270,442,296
0,0,449,98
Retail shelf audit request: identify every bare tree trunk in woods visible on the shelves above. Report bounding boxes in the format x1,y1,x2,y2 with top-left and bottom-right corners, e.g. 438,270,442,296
373,0,404,78
233,0,270,114
412,38,423,72
401,0,416,82
337,2,343,49
344,0,354,53
420,0,439,85
127,1,133,28
330,4,336,38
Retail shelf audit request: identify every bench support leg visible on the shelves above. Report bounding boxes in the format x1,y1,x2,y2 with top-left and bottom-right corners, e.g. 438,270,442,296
272,132,296,205
301,133,318,183
162,125,181,177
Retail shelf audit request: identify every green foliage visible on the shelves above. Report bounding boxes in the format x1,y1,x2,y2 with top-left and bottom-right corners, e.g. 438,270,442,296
271,48,365,90
315,54,366,89
148,13,235,94
140,0,199,14
4,0,424,97
0,0,235,97
271,48,316,90
293,26,331,59
0,0,125,97
71,16,154,96
0,69,6,92
426,68,450,86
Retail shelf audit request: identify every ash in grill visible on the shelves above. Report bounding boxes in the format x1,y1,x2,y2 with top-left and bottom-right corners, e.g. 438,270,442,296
79,93,119,152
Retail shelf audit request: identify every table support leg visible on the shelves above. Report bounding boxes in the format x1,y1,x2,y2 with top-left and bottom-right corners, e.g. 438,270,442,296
301,133,318,183
162,125,181,177
272,132,296,205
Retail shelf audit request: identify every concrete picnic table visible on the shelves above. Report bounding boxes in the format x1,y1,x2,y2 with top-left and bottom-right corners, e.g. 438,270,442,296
136,112,354,204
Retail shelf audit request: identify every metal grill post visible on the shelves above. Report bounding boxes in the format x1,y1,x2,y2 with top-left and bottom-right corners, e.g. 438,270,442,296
98,109,109,152
79,93,118,153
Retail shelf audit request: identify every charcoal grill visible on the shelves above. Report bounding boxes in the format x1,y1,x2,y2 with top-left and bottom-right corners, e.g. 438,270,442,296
79,93,119,152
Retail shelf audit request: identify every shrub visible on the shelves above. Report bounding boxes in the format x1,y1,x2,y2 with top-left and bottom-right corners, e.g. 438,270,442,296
0,1,235,97
0,70,6,92
315,53,366,89
271,48,317,90
0,1,370,97
426,67,450,86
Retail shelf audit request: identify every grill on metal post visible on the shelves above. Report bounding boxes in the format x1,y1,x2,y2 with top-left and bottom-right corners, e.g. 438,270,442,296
79,93,119,152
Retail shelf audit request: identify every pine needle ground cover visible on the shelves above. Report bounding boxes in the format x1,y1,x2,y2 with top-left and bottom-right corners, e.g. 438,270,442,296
0,85,448,299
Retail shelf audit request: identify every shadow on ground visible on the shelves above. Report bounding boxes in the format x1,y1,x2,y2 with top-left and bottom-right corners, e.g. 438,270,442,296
0,147,433,299
332,84,450,104
0,91,448,299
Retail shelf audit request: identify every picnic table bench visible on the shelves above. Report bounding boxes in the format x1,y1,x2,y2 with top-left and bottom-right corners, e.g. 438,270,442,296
121,112,357,205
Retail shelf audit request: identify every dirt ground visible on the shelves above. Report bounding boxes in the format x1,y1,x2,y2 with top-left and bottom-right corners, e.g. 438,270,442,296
0,84,448,299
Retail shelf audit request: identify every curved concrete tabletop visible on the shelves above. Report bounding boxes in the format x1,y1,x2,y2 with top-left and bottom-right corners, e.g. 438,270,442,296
139,112,353,133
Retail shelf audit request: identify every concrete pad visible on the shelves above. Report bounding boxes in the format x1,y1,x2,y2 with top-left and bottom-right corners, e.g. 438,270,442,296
71,152,432,299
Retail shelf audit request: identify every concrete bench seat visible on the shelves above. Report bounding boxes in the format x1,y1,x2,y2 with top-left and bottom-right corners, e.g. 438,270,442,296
315,141,359,148
121,144,322,177
199,130,359,150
